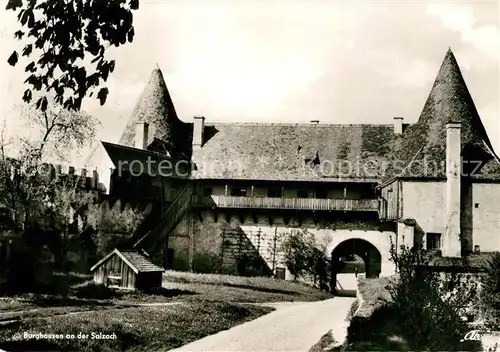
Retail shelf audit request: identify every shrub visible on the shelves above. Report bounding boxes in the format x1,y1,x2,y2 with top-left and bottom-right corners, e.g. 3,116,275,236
71,281,122,300
388,242,481,351
281,229,330,289
480,253,500,329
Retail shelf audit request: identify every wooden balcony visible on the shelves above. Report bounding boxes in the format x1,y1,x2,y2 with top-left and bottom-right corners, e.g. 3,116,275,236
192,195,380,212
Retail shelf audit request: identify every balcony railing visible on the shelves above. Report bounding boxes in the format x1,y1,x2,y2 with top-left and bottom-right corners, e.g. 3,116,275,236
192,195,380,212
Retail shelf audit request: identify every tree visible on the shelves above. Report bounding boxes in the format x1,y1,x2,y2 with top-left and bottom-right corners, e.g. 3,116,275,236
480,253,500,329
0,101,97,291
0,102,97,229
281,229,330,289
6,0,139,111
87,199,144,258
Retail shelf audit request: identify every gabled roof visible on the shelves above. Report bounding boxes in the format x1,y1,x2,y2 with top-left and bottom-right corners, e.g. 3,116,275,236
386,49,500,181
191,123,396,181
117,68,192,159
90,248,164,274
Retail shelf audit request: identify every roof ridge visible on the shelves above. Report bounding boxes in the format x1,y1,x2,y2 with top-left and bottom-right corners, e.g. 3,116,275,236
204,122,394,127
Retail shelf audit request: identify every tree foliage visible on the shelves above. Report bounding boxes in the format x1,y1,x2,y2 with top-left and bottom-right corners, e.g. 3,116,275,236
6,0,139,111
281,229,330,289
480,253,500,329
388,241,481,351
0,101,97,291
87,199,144,257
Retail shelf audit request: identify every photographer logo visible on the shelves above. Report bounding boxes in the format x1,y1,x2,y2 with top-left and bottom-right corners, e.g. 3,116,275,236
461,330,487,342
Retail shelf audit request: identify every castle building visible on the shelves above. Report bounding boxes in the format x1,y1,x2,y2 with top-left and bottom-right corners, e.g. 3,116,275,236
94,49,500,285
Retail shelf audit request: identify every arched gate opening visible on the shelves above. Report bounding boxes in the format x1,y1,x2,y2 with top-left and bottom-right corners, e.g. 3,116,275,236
330,238,382,293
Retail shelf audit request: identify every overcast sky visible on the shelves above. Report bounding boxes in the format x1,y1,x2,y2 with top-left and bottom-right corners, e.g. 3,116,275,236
1,0,499,165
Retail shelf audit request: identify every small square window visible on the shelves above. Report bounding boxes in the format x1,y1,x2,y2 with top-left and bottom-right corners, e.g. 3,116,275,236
316,189,327,199
297,190,309,198
267,188,282,197
230,188,247,197
426,233,441,250
275,267,286,280
475,203,479,208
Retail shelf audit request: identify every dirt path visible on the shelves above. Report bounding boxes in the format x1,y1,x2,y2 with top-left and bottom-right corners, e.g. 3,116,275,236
170,297,355,352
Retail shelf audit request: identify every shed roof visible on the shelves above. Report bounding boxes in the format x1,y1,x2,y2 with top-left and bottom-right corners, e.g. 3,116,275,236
90,248,164,274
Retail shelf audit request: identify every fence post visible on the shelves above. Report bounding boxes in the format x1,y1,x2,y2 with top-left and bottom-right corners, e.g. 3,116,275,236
220,229,225,269
188,210,194,272
257,228,261,253
272,227,278,274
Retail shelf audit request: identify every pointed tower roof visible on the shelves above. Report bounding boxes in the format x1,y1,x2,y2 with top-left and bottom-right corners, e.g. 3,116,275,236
118,68,188,153
392,48,500,179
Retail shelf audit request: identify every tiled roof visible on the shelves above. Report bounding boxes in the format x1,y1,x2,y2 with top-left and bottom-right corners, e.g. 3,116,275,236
90,248,164,274
191,123,397,181
119,250,164,273
384,49,500,181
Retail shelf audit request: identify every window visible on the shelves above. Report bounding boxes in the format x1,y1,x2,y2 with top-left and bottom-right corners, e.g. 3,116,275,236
267,188,282,197
275,267,286,280
165,248,174,269
315,188,327,199
297,189,309,198
426,233,441,250
202,187,213,196
230,188,247,197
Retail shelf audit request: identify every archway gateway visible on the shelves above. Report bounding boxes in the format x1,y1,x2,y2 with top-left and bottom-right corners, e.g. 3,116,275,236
330,238,382,293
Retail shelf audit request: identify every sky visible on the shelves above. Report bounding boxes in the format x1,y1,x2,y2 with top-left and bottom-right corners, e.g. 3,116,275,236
0,0,499,167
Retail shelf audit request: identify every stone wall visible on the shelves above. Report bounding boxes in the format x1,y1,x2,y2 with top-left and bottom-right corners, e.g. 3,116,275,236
167,208,397,278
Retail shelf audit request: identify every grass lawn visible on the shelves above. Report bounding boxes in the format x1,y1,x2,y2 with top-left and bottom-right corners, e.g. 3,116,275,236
162,270,332,303
0,271,331,351
0,301,273,352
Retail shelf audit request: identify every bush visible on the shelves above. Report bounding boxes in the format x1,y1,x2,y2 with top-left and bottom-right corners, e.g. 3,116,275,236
387,243,481,351
71,281,122,300
481,253,500,329
281,229,330,289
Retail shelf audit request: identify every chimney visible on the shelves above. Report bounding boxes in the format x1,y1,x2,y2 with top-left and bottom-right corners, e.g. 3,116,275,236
393,117,404,134
443,122,462,258
135,122,149,149
193,116,205,148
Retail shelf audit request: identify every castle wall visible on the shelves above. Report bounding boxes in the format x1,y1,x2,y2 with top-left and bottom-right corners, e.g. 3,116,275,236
168,209,396,279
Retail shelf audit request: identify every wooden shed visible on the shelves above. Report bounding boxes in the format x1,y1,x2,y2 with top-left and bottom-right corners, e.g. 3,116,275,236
90,249,164,290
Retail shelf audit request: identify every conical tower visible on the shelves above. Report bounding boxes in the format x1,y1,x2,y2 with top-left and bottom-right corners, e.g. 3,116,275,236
397,48,497,177
118,67,192,158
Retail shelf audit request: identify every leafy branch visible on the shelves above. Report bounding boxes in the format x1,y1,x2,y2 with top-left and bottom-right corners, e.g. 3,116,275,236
6,0,139,111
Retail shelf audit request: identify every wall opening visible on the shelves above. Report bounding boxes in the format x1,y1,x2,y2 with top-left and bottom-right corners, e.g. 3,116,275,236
330,238,382,293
